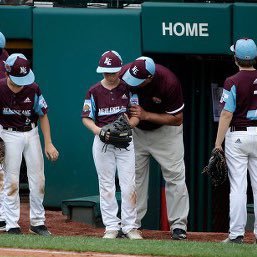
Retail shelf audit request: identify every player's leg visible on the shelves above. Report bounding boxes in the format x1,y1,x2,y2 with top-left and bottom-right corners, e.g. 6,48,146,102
225,131,248,240
132,127,150,229
23,127,45,227
149,125,189,235
0,167,6,230
2,130,24,231
116,141,137,234
93,136,120,236
247,135,257,241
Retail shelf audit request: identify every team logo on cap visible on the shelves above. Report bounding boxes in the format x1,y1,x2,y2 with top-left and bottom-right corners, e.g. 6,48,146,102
104,57,112,66
20,66,28,75
131,65,139,75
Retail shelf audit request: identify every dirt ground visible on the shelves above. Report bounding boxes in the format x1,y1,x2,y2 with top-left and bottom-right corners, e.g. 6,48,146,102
0,202,255,257
17,202,255,243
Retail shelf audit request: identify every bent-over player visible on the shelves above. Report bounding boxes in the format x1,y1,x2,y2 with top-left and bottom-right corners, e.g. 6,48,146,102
81,50,142,239
0,53,59,235
120,56,189,240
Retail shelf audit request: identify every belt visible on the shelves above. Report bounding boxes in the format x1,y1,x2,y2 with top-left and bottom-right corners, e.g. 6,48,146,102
230,126,257,132
3,123,36,132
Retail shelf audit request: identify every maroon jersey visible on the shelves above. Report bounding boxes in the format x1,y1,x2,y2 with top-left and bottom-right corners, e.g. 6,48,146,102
0,49,9,79
221,70,257,127
0,78,48,128
120,63,184,130
81,80,138,127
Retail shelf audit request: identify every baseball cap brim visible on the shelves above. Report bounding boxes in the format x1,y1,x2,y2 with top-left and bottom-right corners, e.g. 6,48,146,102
9,69,35,86
122,69,145,87
96,67,121,73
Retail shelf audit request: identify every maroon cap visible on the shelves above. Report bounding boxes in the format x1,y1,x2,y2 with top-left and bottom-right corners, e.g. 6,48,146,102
5,53,35,86
6,56,30,77
96,50,123,73
122,56,155,87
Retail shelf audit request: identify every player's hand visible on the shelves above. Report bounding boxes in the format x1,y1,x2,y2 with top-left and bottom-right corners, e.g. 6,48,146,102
45,143,59,161
130,105,147,120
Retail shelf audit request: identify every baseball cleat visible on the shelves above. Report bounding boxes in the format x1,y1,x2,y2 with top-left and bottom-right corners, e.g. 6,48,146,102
30,225,51,236
7,227,22,235
0,221,6,231
102,230,119,239
172,228,187,240
126,229,143,240
222,236,244,244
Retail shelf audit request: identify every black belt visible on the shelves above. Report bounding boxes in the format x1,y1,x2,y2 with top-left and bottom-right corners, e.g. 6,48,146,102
3,124,36,132
230,126,257,132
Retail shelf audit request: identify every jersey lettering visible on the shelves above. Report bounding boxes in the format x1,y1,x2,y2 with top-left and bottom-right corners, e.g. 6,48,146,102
98,106,126,116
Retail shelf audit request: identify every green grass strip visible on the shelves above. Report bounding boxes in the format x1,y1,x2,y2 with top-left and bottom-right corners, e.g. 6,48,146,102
0,234,255,257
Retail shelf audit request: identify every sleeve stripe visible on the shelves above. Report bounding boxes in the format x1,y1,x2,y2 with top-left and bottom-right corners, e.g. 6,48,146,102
166,104,184,114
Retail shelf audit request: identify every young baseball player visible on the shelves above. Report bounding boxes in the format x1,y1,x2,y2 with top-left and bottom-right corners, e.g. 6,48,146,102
0,31,9,232
215,38,257,244
81,50,142,239
0,53,59,235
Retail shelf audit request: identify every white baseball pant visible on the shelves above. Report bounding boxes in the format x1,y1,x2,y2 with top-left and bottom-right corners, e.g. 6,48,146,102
2,127,46,231
225,127,257,239
92,136,137,234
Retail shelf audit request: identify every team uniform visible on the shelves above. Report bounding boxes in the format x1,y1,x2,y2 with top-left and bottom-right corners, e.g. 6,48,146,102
0,49,9,77
0,78,48,231
120,63,189,233
220,70,257,240
81,80,139,234
0,47,9,229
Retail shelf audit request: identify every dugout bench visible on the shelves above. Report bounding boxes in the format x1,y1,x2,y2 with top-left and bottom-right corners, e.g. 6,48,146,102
61,192,121,227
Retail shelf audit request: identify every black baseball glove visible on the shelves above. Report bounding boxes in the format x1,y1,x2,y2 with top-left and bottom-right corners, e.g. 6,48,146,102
99,114,132,150
0,137,5,165
203,148,228,187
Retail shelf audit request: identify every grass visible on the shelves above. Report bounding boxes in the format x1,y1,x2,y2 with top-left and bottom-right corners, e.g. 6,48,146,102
0,234,255,257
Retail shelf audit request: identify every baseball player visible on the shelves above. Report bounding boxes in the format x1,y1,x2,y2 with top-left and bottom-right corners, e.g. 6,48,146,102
0,31,9,232
0,53,59,235
215,38,257,244
120,57,189,240
81,50,142,239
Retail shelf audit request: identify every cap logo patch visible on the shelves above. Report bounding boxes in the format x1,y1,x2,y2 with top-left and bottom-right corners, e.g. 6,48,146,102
132,65,139,75
104,57,112,66
20,66,27,75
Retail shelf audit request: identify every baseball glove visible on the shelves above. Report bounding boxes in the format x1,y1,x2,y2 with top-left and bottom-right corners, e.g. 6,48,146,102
203,148,228,187
0,137,5,165
99,113,132,151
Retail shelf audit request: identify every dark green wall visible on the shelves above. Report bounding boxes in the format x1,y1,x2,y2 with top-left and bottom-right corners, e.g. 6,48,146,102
32,7,142,207
0,6,32,39
142,3,232,54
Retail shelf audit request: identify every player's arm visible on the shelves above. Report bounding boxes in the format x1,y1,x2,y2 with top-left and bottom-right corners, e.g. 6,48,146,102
39,114,59,161
130,105,183,126
82,117,101,135
215,78,235,149
215,110,233,149
128,116,140,128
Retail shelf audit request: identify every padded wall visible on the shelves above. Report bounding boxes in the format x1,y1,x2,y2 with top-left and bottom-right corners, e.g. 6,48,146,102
33,7,142,207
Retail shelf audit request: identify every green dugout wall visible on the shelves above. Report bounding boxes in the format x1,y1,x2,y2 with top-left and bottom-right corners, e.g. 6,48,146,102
32,7,142,205
1,2,257,231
